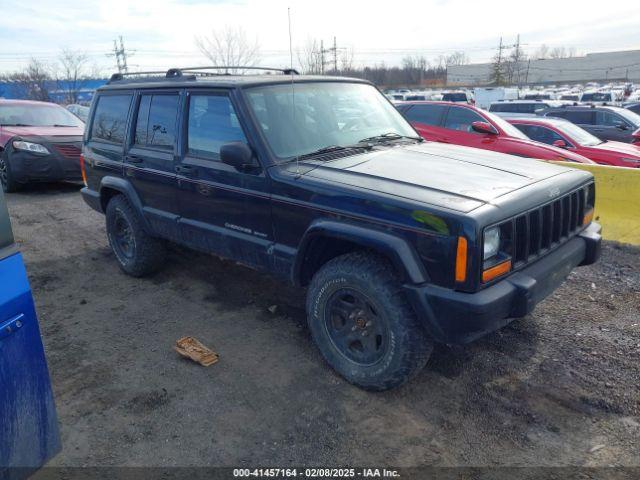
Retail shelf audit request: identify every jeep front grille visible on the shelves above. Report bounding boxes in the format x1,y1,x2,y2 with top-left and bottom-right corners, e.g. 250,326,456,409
502,183,594,268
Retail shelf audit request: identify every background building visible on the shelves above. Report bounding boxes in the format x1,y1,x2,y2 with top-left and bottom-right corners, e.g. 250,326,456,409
447,49,640,86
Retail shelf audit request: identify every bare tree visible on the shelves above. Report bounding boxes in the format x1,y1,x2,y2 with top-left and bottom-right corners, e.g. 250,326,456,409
0,58,53,101
533,44,579,60
445,51,469,66
339,47,355,74
57,49,89,104
296,38,322,74
532,44,550,60
506,44,527,84
195,26,260,74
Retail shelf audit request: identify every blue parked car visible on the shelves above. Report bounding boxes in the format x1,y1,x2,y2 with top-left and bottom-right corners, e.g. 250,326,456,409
0,189,60,478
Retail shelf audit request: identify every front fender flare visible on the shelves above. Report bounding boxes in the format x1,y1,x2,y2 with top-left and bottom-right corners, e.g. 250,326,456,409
294,219,429,285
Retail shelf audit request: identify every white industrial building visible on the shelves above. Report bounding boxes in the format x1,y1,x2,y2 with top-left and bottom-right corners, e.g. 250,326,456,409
447,49,640,85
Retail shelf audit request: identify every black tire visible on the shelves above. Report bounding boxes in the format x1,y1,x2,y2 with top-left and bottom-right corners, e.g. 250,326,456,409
306,251,433,391
105,194,166,277
0,152,22,193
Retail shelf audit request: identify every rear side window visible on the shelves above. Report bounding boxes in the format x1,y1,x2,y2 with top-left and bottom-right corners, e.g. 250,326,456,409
90,94,132,144
443,106,484,132
564,110,594,124
404,104,446,126
187,94,247,159
134,94,179,150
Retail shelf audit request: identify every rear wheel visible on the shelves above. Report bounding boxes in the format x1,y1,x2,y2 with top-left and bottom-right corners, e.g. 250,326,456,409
105,194,166,277
306,252,433,391
0,153,22,193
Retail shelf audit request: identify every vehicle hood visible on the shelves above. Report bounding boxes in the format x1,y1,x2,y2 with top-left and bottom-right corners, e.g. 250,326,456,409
1,125,84,138
587,140,640,158
303,142,576,212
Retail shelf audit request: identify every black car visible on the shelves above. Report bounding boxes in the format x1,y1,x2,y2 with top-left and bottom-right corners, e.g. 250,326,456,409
542,105,640,143
80,67,601,390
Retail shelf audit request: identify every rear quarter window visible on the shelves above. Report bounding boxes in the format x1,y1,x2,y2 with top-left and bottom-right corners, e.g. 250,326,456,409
404,104,446,126
90,94,133,144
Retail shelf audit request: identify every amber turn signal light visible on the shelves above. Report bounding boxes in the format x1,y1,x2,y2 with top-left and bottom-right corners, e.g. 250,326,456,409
455,236,467,283
583,207,594,226
482,259,512,283
80,154,87,187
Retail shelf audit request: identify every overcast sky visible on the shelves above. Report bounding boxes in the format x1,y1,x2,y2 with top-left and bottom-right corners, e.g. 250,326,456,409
1,0,640,75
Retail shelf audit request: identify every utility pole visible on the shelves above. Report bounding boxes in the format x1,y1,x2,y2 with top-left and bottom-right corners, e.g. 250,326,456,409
108,36,133,74
320,40,325,74
333,36,338,73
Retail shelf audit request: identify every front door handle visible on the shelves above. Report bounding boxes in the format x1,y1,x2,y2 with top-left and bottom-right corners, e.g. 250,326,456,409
126,155,143,164
0,313,25,341
176,165,198,177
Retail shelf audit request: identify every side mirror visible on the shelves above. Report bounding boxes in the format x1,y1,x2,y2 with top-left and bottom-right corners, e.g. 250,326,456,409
615,122,629,131
553,139,568,148
471,121,498,135
220,142,258,171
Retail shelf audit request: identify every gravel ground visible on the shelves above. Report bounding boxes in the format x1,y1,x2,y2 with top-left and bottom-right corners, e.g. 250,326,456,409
5,183,640,468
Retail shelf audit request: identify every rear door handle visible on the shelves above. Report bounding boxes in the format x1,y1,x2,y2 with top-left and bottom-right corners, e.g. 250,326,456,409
0,313,25,341
126,155,143,164
176,165,198,177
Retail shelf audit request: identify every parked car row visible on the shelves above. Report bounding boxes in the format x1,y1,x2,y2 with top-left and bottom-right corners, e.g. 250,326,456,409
395,100,595,164
395,100,640,168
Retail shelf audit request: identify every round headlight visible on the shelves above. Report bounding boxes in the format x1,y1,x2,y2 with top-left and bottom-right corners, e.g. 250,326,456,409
484,227,500,260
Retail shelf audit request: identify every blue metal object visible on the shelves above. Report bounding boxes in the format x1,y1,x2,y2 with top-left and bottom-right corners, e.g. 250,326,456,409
0,191,60,478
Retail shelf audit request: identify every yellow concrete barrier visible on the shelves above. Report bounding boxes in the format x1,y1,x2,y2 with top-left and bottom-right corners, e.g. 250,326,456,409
557,162,640,245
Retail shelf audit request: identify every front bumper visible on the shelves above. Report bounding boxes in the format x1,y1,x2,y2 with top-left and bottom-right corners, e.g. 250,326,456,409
8,147,81,184
404,222,602,344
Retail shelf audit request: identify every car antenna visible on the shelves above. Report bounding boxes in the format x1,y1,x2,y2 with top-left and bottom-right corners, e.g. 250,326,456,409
288,7,300,178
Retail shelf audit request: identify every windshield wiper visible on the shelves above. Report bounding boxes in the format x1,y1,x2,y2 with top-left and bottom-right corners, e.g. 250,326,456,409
358,132,423,144
0,123,34,127
297,144,371,160
52,124,77,127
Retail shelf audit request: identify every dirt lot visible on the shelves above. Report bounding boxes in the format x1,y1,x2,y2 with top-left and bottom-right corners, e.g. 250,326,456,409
5,183,640,468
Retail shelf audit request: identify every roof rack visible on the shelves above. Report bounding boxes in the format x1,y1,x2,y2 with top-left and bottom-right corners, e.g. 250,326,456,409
108,66,299,84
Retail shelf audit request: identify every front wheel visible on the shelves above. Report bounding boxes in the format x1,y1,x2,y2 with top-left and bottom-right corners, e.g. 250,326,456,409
306,252,433,391
0,153,22,193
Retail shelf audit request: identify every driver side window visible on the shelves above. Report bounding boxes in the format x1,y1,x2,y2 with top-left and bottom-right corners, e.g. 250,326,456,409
522,125,568,146
595,111,627,127
187,94,247,160
444,107,485,133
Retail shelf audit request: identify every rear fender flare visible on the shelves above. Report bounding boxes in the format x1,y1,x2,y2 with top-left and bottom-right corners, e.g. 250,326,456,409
99,176,152,232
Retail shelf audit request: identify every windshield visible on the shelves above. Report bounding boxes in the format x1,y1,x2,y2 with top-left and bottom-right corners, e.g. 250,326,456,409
443,93,468,102
615,107,640,127
555,121,602,146
581,92,612,102
482,110,529,139
0,103,84,127
244,82,417,160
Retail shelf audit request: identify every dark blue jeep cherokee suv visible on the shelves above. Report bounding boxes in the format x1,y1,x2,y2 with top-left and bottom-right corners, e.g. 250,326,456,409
80,67,601,390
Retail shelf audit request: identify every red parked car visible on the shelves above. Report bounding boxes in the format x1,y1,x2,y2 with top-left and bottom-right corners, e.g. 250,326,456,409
0,99,84,192
395,101,594,164
509,117,640,168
